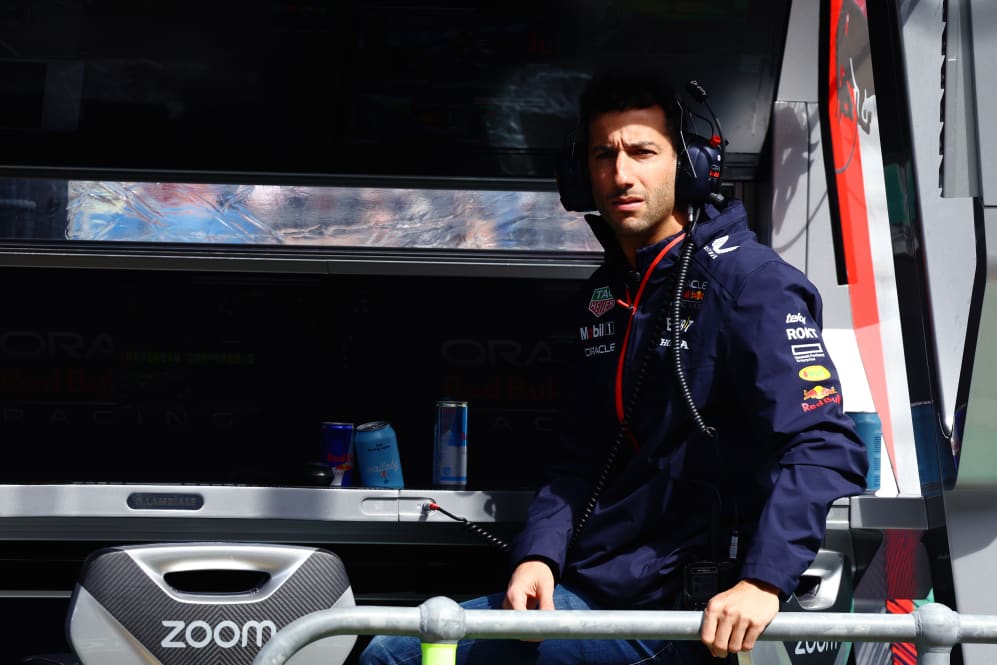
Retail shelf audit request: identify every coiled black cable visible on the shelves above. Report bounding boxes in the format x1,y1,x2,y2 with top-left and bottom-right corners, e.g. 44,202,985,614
670,219,716,440
426,502,510,552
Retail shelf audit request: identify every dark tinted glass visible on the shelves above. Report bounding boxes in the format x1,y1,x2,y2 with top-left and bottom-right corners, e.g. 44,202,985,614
0,0,790,183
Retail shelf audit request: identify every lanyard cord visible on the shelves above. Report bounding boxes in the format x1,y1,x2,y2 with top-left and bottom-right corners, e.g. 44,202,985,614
614,233,686,436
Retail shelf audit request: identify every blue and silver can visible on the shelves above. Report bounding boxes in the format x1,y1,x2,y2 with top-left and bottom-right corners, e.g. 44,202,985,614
433,400,468,488
320,421,355,487
355,421,405,488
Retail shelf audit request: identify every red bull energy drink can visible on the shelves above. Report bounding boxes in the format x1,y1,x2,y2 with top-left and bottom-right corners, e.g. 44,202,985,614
433,400,468,489
355,420,405,488
320,422,355,487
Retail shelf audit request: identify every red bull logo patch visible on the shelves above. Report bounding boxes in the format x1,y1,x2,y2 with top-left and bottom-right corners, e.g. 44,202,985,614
801,385,841,412
802,385,837,401
682,288,706,302
588,286,615,318
801,393,841,412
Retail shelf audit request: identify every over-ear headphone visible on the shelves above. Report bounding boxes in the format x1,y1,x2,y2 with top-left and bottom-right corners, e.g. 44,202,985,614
555,79,726,213
555,127,596,212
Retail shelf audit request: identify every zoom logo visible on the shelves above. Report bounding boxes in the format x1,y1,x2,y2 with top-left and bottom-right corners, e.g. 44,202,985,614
161,619,277,648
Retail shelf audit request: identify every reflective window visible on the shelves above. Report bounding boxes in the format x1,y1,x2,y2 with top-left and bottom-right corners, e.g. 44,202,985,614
1,178,600,252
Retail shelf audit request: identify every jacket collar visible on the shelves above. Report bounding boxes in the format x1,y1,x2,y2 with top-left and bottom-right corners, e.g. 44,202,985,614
585,199,749,273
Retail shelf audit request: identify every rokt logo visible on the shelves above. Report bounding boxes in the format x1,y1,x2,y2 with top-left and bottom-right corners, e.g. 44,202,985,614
786,327,819,340
160,618,277,649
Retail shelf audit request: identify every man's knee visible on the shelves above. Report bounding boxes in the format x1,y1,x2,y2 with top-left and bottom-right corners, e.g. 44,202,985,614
358,634,425,665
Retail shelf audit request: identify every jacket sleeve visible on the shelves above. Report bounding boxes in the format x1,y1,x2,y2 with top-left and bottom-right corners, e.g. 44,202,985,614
507,366,616,577
722,260,868,598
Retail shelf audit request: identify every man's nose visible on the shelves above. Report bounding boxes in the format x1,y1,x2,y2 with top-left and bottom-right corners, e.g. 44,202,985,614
613,153,634,188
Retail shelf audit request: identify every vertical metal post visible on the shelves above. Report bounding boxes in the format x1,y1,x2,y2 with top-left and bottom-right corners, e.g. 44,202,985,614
418,596,464,665
915,603,960,665
917,645,953,665
420,642,458,665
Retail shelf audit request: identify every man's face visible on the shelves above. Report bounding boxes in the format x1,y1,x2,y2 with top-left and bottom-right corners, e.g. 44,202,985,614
587,105,682,249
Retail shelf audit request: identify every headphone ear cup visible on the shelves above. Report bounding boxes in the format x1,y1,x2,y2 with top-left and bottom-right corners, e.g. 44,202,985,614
555,140,596,212
675,134,721,207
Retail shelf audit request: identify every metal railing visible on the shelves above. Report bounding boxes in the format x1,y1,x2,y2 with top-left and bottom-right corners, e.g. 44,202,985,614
253,596,997,665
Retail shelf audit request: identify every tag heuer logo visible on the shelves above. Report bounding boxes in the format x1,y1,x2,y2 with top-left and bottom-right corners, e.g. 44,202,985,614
588,286,615,318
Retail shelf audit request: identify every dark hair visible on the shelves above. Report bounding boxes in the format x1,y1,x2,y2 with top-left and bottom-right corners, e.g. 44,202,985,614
578,67,683,148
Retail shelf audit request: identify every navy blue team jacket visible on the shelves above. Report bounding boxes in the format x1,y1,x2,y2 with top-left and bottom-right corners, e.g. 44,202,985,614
509,199,868,609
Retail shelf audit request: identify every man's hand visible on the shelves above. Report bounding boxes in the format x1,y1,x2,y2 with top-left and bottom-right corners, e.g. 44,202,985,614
503,560,556,611
699,578,780,658
503,559,556,643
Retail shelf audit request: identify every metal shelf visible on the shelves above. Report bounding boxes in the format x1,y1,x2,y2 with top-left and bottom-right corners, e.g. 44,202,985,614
0,484,935,543
0,484,534,543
